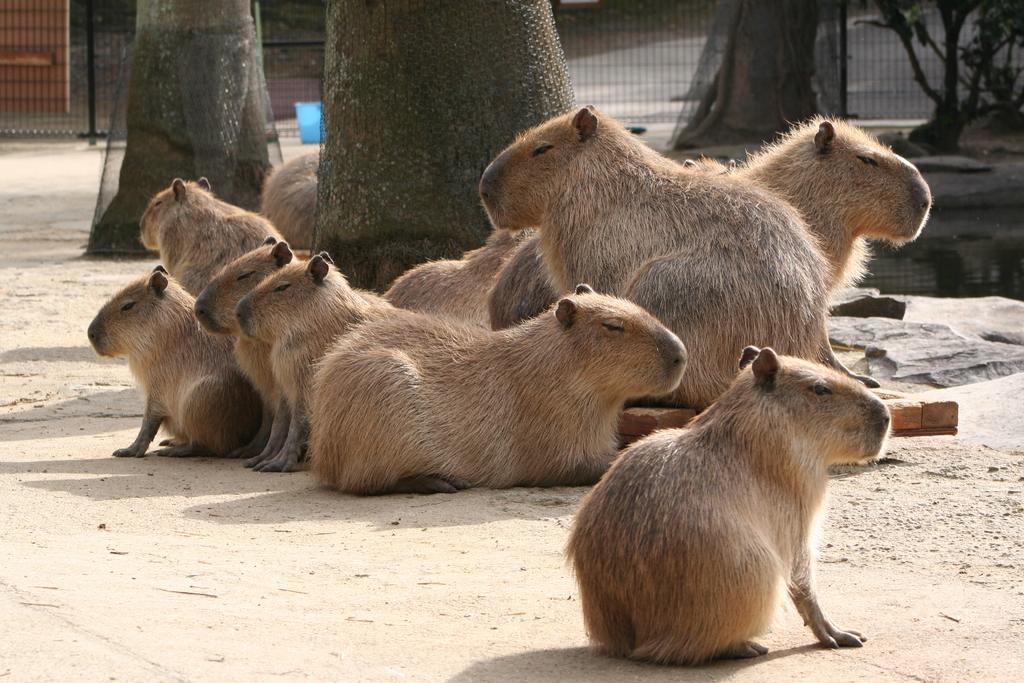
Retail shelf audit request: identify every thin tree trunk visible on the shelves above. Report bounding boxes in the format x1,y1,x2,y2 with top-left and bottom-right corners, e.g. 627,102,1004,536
672,0,820,148
88,0,272,254
315,0,574,291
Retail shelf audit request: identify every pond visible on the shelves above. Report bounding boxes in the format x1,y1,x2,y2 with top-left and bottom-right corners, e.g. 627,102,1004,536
863,207,1024,301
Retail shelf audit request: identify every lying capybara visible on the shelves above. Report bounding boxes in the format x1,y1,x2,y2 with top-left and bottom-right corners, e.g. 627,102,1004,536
309,286,687,495
386,228,531,327
140,178,282,295
568,346,890,665
486,158,731,331
87,267,262,458
480,106,829,409
743,118,931,295
261,152,318,250
235,251,395,472
193,237,296,461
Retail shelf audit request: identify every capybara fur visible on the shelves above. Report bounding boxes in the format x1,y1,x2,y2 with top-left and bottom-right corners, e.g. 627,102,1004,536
235,251,395,472
140,178,282,296
487,157,730,331
309,286,687,495
480,106,829,408
567,347,891,665
742,117,931,294
87,267,262,458
194,236,297,461
386,228,532,327
261,152,318,250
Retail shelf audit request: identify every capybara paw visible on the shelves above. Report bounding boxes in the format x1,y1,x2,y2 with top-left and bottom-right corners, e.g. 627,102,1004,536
392,475,463,494
225,444,259,460
112,446,146,458
720,640,769,659
244,452,270,468
158,439,176,447
854,374,881,389
255,454,299,473
821,627,865,649
152,444,207,458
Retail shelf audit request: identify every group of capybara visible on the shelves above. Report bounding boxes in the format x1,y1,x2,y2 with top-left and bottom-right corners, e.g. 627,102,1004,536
87,107,931,665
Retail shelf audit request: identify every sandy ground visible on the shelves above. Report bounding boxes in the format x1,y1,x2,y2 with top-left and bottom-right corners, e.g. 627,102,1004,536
1,141,1023,682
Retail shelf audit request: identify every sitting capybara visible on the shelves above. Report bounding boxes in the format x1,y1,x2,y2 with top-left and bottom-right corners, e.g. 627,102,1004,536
193,237,297,461
140,178,282,296
386,228,532,327
567,346,890,665
261,152,318,250
487,158,730,331
309,286,687,495
87,267,262,458
480,106,829,409
235,251,395,472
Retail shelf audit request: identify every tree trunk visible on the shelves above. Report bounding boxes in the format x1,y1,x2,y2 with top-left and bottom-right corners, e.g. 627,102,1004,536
672,0,820,148
88,0,272,254
315,0,575,291
908,4,966,152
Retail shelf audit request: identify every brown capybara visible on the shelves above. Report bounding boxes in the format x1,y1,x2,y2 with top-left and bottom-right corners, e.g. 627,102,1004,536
480,106,830,409
385,228,531,327
567,346,890,665
140,178,283,296
260,152,318,250
193,236,297,461
235,251,395,473
743,117,932,295
87,267,262,458
308,285,687,495
487,158,731,331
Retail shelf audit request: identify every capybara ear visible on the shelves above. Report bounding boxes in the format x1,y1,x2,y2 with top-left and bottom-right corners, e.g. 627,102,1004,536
814,121,835,153
752,347,779,388
318,251,335,265
148,269,169,297
738,345,761,369
197,177,211,191
308,254,330,284
263,235,278,246
556,298,577,328
573,107,598,142
153,264,168,274
271,241,293,267
575,283,595,295
172,178,187,201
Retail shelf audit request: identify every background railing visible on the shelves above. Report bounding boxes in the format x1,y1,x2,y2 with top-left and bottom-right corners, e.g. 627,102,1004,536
0,1,943,139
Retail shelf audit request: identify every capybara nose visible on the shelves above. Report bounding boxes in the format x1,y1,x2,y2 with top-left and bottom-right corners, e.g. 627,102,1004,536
479,156,504,205
87,325,98,342
658,329,688,372
194,301,209,322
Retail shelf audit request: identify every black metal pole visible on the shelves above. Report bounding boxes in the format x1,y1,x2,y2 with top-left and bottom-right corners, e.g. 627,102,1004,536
838,0,848,118
85,0,97,144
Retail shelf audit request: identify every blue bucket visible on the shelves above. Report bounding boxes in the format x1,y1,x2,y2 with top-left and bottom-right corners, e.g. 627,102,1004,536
295,101,323,144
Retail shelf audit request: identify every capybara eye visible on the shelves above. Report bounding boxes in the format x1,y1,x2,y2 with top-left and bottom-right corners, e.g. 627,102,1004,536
237,271,254,281
812,382,832,396
856,155,878,167
532,144,554,157
274,282,291,292
120,301,135,312
602,320,624,332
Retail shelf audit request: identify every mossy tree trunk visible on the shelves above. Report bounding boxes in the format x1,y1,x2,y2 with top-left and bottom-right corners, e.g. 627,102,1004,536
315,0,575,291
88,0,271,254
672,0,819,148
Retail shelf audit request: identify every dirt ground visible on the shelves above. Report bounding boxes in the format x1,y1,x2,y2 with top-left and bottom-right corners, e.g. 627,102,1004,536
1,141,1023,682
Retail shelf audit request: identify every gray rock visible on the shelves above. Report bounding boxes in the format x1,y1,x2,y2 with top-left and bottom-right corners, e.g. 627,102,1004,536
829,316,1024,387
924,162,1024,209
921,373,1024,452
830,288,907,319
903,296,1024,346
912,155,993,173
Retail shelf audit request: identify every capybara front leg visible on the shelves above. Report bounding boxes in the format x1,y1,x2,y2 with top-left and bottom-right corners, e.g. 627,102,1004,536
113,403,163,458
246,397,290,469
255,401,305,473
819,334,880,388
789,552,865,649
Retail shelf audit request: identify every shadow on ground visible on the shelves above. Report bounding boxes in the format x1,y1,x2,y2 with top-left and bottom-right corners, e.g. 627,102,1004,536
0,388,140,440
448,644,822,682
0,345,113,364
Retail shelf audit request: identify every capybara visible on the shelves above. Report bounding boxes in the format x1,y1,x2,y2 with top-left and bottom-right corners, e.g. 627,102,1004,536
480,106,830,409
309,286,687,495
87,267,262,458
486,158,730,331
386,228,531,327
193,236,296,461
743,118,931,295
261,152,318,250
235,251,395,472
567,346,890,665
140,178,282,296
